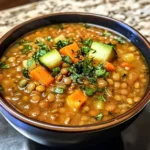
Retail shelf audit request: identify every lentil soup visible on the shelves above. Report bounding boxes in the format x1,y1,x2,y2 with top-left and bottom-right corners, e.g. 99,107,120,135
0,23,148,125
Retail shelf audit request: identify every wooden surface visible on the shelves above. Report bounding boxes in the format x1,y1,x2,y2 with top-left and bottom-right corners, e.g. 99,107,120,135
0,0,40,10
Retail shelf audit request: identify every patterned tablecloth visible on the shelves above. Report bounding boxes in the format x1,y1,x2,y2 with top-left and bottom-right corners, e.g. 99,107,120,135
0,0,150,150
0,0,150,41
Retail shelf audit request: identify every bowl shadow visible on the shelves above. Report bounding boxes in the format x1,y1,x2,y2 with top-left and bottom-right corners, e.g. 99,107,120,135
28,134,124,150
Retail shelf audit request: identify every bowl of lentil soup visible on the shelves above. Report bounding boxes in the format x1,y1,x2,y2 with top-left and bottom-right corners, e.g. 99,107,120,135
0,12,150,146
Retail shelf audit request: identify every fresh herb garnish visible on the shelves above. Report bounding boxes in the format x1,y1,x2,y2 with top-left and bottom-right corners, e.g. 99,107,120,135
52,67,60,76
0,85,3,91
95,69,106,77
22,68,30,79
62,56,72,64
80,46,92,55
32,41,49,62
83,24,90,29
21,45,32,54
55,87,64,94
27,58,34,68
97,88,105,93
83,38,93,47
17,39,29,45
81,86,96,96
56,40,72,50
32,49,48,61
103,31,111,36
0,62,9,69
69,58,95,83
98,96,106,102
69,59,108,84
113,36,126,44
45,36,53,42
95,64,109,77
95,113,103,120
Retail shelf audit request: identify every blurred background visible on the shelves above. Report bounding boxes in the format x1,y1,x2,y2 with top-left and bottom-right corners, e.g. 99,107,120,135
0,0,40,10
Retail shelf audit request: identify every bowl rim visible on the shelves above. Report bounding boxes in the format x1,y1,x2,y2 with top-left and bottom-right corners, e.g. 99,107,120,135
0,12,150,132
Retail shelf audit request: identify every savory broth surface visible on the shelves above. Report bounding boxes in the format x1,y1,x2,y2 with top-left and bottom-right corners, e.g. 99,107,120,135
0,23,148,125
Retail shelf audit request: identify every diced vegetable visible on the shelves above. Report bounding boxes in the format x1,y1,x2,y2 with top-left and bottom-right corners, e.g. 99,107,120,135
122,53,135,63
88,42,116,63
60,42,80,63
30,66,54,86
66,89,88,110
39,49,62,70
95,113,103,120
54,35,66,43
105,62,116,72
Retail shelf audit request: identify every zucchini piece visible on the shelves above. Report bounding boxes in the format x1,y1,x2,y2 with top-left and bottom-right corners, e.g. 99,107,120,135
88,42,116,63
39,49,62,70
54,35,66,43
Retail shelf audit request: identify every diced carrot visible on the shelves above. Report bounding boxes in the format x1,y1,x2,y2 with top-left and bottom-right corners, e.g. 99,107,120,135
120,62,132,69
60,42,80,63
66,89,88,110
105,62,116,72
30,66,54,86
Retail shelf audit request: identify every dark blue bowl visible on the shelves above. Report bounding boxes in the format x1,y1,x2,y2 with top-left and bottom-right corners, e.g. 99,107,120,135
0,12,150,147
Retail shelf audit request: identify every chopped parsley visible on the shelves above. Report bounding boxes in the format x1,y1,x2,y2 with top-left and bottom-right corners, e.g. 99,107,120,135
17,39,29,45
98,96,106,102
113,36,126,44
22,68,30,79
81,86,96,96
32,49,48,62
32,41,49,63
27,58,34,68
21,45,32,54
80,46,92,55
56,40,72,50
95,113,103,120
83,38,93,47
55,87,64,94
62,56,72,64
0,62,9,69
69,59,109,84
95,64,109,77
45,36,53,42
103,31,111,36
52,67,60,76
